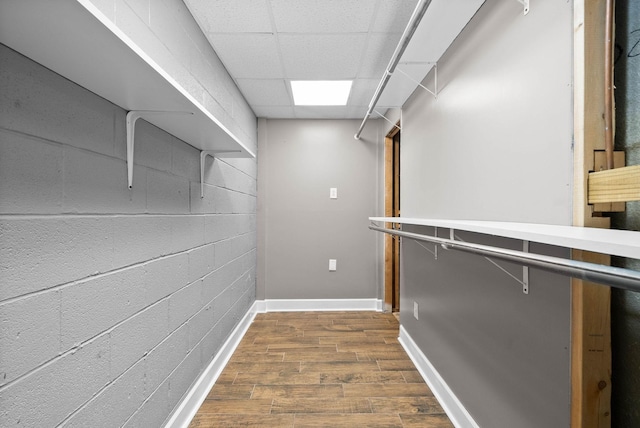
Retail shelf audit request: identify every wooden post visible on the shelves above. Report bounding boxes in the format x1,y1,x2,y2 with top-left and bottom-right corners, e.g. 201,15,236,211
572,0,612,426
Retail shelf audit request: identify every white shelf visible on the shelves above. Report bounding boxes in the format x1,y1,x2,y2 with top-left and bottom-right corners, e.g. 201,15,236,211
369,217,640,260
376,0,485,108
0,0,255,159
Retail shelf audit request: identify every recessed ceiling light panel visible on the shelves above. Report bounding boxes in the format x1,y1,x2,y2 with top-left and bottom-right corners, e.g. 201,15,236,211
291,80,352,106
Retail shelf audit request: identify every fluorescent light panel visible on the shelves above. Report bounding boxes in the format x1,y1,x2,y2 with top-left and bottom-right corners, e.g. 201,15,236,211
291,80,352,106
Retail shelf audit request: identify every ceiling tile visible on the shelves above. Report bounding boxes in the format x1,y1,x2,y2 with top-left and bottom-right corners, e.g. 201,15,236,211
357,33,403,78
270,0,377,33
236,79,291,106
280,34,367,79
207,34,284,79
349,79,379,106
294,105,354,119
372,0,420,33
184,0,273,33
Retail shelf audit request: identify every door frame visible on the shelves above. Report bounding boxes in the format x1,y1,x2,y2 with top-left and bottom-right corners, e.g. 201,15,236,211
384,123,401,312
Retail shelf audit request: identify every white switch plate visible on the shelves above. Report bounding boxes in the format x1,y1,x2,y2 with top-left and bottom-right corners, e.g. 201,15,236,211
329,259,337,271
413,301,419,320
330,188,338,199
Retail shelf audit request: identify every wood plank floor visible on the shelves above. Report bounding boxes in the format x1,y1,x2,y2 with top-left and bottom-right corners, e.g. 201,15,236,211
189,311,453,428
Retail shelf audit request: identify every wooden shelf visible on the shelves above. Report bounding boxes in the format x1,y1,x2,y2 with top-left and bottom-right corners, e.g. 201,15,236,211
0,0,255,159
369,217,640,260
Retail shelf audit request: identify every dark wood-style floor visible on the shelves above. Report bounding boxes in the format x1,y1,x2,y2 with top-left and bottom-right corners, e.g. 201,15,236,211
189,311,453,427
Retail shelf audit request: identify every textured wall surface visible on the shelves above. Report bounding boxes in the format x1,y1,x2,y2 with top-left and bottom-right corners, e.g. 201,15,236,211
398,0,573,426
611,0,640,426
0,0,257,425
257,119,382,301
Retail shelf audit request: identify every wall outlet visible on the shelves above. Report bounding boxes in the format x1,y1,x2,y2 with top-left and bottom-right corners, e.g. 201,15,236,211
330,187,338,199
413,301,419,320
329,259,337,271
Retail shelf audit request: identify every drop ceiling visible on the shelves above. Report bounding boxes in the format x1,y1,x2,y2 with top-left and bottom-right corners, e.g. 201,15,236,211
183,0,421,119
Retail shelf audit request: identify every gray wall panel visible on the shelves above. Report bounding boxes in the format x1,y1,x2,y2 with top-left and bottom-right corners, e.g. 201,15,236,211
398,0,574,426
258,119,382,300
401,226,570,427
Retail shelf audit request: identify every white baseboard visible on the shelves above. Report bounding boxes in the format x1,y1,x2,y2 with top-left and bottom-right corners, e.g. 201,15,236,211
164,300,260,428
398,325,479,428
256,298,383,312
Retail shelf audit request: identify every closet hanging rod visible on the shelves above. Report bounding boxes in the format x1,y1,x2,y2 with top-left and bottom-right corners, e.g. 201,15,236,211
369,223,640,293
354,0,433,140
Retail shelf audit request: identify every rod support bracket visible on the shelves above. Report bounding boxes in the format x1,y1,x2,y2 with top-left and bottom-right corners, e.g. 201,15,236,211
516,0,530,15
396,63,438,99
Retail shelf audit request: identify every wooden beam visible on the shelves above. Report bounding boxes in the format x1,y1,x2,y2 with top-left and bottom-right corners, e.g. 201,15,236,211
589,165,640,204
572,0,612,427
592,151,626,212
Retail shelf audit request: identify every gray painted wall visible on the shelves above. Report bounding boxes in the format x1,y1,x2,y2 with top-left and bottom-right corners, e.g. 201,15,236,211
401,0,573,224
398,0,573,426
257,119,383,301
611,0,640,426
0,1,257,426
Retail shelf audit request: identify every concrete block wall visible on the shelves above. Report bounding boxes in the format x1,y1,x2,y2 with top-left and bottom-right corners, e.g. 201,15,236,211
0,8,257,425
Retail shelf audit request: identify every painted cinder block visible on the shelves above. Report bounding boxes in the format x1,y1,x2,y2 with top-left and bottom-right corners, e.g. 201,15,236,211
0,334,111,428
168,280,204,332
187,244,215,284
0,45,119,159
123,0,151,26
130,119,174,174
170,215,206,254
204,214,236,244
0,217,115,300
166,345,202,413
62,146,147,214
0,290,61,386
144,253,189,305
211,274,249,327
195,184,257,215
213,237,235,269
0,131,64,214
109,300,170,379
233,232,257,260
0,2,258,426
144,323,189,394
202,257,243,303
62,358,147,428
60,266,147,349
199,323,225,368
86,0,116,22
170,138,200,183
146,168,190,214
202,159,256,195
122,380,170,428
187,304,215,351
111,215,172,268
226,157,258,180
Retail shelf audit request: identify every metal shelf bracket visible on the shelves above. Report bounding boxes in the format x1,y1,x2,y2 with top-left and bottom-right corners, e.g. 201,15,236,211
452,231,530,294
125,110,192,189
516,0,530,15
200,150,241,198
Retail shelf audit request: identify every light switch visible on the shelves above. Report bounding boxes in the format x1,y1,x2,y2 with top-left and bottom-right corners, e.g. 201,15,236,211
329,259,337,271
330,188,338,199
